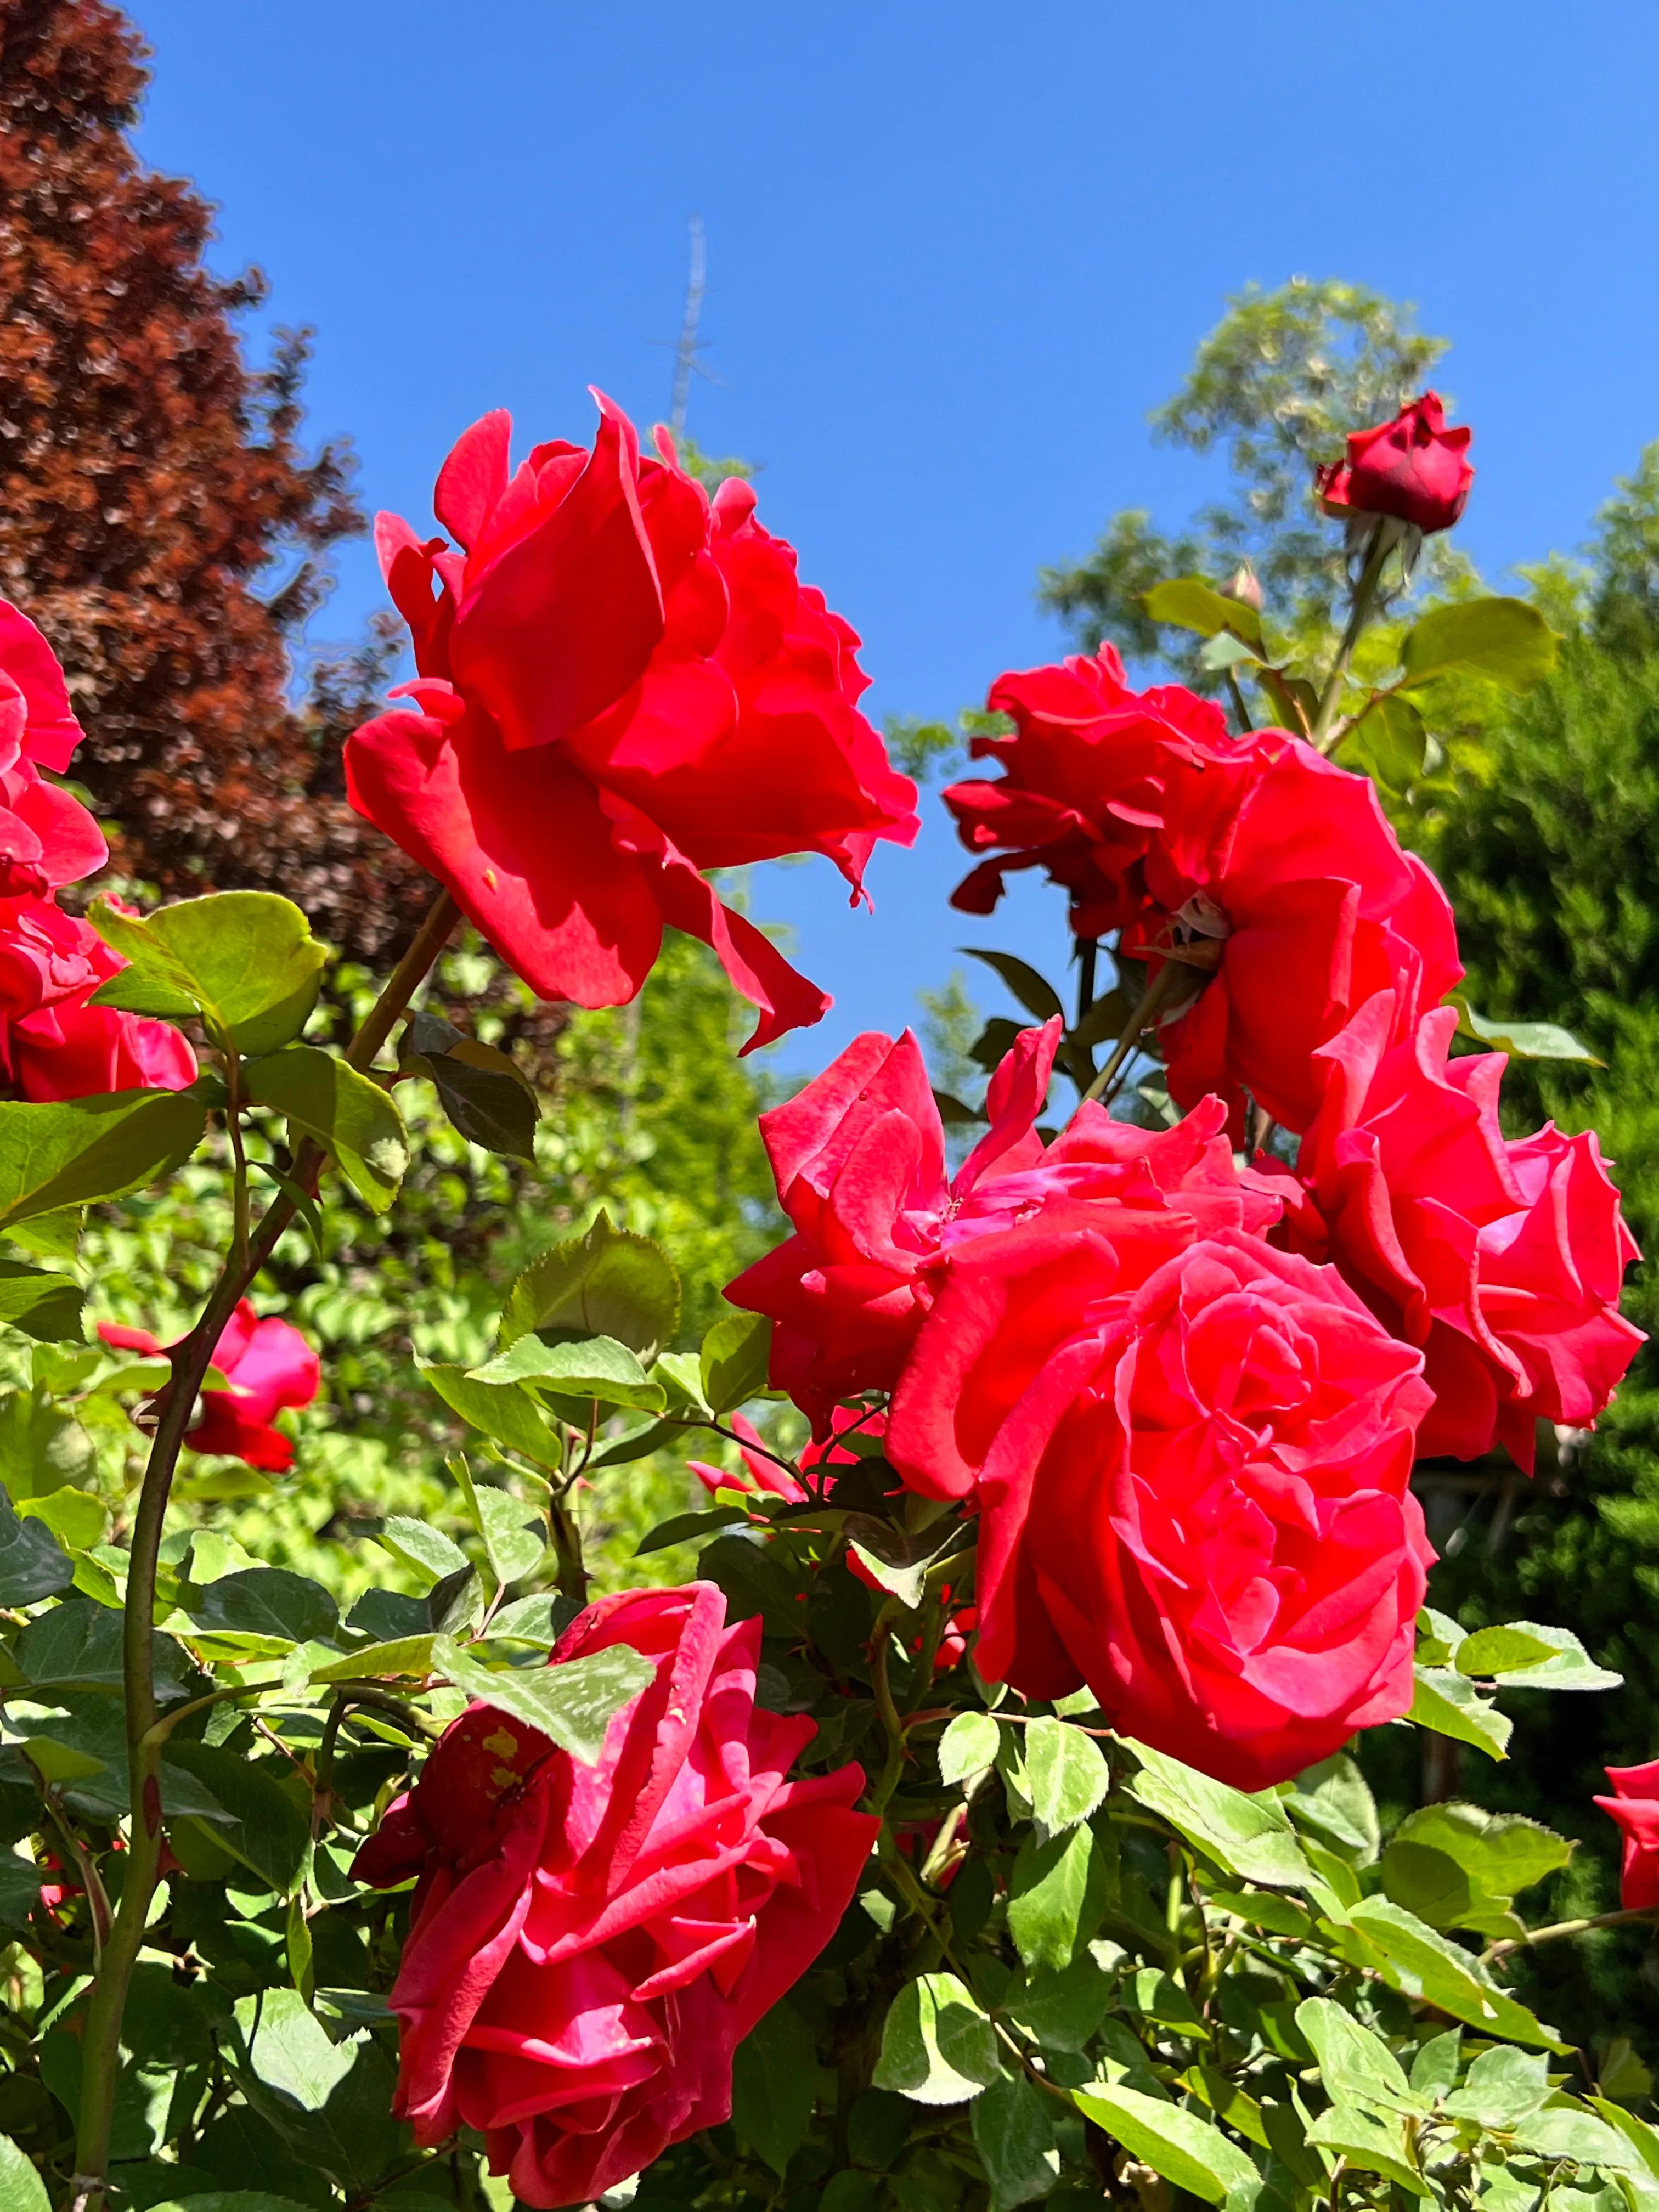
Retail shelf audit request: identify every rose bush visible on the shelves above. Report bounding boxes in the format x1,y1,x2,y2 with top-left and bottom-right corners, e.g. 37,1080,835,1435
345,397,918,1049
353,1583,876,2208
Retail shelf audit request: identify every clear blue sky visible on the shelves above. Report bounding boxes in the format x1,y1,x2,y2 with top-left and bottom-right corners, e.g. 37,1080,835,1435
127,0,1659,1077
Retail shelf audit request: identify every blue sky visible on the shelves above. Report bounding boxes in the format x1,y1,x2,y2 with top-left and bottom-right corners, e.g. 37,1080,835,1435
127,0,1659,1076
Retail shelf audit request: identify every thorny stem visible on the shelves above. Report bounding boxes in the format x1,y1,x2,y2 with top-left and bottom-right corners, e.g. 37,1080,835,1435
70,889,460,2212
1310,524,1394,752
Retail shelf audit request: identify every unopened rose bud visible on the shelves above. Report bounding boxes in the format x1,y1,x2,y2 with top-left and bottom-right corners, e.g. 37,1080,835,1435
1221,563,1263,612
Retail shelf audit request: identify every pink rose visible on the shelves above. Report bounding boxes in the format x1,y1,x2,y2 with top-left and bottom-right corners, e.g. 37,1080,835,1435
1265,992,1643,1467
0,893,196,1102
0,598,106,895
345,398,918,1051
98,1299,319,1472
352,1584,877,2208
887,1218,1433,1791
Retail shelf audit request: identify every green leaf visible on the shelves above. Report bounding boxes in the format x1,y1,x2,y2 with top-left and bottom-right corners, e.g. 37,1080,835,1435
1455,1625,1561,1676
0,1493,72,1605
228,1990,402,2191
377,1515,470,1589
1023,1717,1109,1834
1199,629,1261,672
89,891,326,1054
1142,577,1265,651
0,1855,45,1934
164,1745,311,1894
1125,1741,1311,1887
0,1260,83,1343
1409,2030,1462,2098
1004,1955,1114,2054
635,1505,750,1556
1511,2108,1637,2169
190,1568,340,1650
1452,1000,1602,1065
1443,2045,1552,2130
0,1090,207,1229
731,2001,817,2180
16,1603,189,1697
1305,2103,1430,2194
432,1635,652,1763
1006,1822,1107,1971
1471,1621,1622,1691
471,1486,546,1585
311,1635,436,1683
14,1487,103,1550
1072,2084,1259,2206
1344,1895,1564,2049
972,2070,1062,2210
1294,1997,1416,2112
402,1015,538,1161
470,1331,665,1412
1409,1666,1512,1758
872,1973,1001,2105
1341,692,1427,789
488,1592,578,1649
939,1711,1001,1788
415,1356,564,1471
958,947,1065,1025
501,1211,680,1361
1384,1803,1571,1930
1398,596,1558,694
1285,1755,1380,1865
146,2197,318,2212
0,2134,50,2212
243,1047,407,1213
701,1307,773,1414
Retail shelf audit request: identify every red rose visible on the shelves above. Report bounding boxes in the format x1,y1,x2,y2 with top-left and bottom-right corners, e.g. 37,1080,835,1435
1594,1762,1659,1909
0,599,106,895
353,1584,877,2208
943,645,1235,936
98,1298,319,1472
345,398,918,1051
887,1218,1433,1790
1265,993,1642,1469
0,894,196,1102
726,1017,1276,1430
1124,730,1463,1134
690,1402,881,1503
1316,392,1474,536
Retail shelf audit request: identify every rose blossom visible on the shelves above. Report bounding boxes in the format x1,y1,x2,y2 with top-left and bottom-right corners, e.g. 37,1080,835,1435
352,1583,877,2208
0,893,196,1102
1122,729,1463,1135
345,397,918,1051
1594,1762,1659,1910
887,1218,1433,1791
726,1017,1276,1430
0,599,107,896
1316,392,1474,536
1262,991,1642,1468
943,644,1237,935
98,1299,319,1472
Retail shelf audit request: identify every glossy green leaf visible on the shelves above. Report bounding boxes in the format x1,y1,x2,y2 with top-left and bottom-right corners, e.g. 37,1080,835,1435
972,2069,1062,2210
872,1973,1001,2105
402,1013,538,1160
311,1635,436,1683
0,1493,72,1605
958,947,1065,1025
1006,1822,1107,1971
190,1568,340,1649
500,1210,680,1360
470,1331,665,1411
1142,577,1265,650
1072,2084,1259,2205
1398,595,1558,693
377,1516,469,1589
1294,1997,1417,2112
415,1356,564,1471
165,1745,310,1894
1285,1754,1380,1864
0,1089,207,1229
1408,1666,1511,1758
1471,1620,1622,1691
635,1505,750,1555
700,1307,773,1414
89,891,325,1054
1023,1717,1109,1833
1003,1954,1114,2053
1408,2030,1462,2098
1125,1740,1311,1887
1452,999,1602,1065
731,2001,816,2179
1384,1802,1571,1932
1344,1895,1563,2049
471,1485,546,1585
243,1047,407,1213
1341,692,1427,788
433,1635,652,1763
16,1603,189,1697
1305,2103,1430,2194
0,2134,50,2212
1511,2107,1637,2168
1443,2045,1551,2130
0,1259,83,1343
938,1711,1001,1788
